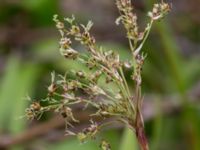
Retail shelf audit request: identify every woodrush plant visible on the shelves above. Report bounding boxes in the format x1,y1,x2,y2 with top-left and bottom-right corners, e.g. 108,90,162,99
26,1,170,150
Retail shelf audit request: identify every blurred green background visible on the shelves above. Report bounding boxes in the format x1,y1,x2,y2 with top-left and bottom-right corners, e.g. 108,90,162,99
0,0,200,150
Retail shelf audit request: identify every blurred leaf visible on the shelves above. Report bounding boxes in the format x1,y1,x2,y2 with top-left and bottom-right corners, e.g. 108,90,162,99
33,38,59,59
183,55,200,88
0,5,21,23
155,21,185,93
48,139,97,150
119,128,138,150
150,98,163,150
0,57,21,129
102,130,121,150
10,63,40,133
0,56,40,134
21,0,58,25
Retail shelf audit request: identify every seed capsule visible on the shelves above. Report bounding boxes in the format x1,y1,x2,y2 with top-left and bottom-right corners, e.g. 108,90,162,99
48,83,57,94
61,48,79,60
60,37,72,49
56,22,64,29
76,71,85,78
30,102,41,111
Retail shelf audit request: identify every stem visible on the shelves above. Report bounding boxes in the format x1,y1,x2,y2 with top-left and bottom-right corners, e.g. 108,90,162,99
135,125,149,150
134,75,149,150
135,104,149,150
135,85,149,150
119,67,136,113
134,20,153,57
119,67,131,97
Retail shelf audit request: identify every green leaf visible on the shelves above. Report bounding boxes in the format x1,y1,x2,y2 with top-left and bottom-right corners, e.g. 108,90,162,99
120,128,138,150
9,63,40,133
20,0,58,25
0,57,40,133
0,57,21,129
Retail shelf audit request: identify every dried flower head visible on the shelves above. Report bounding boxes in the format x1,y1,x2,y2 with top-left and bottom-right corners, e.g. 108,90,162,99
26,1,170,150
148,2,171,20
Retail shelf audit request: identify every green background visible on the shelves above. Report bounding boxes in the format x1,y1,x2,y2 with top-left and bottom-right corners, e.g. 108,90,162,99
0,0,200,150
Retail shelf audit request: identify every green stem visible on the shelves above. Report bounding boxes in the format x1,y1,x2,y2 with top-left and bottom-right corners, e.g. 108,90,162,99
134,20,153,57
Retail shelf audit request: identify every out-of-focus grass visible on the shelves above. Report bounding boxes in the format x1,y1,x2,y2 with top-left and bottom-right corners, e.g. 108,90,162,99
0,57,40,150
150,97,163,150
0,57,39,132
120,128,138,150
21,0,58,26
156,20,200,150
145,1,200,149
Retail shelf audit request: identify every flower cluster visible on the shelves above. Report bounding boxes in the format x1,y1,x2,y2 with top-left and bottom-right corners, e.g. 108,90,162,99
148,2,171,20
116,0,139,41
25,102,42,120
26,0,170,150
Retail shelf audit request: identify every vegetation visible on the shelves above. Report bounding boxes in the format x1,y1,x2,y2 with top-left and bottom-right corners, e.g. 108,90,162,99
25,1,169,149
1,0,200,150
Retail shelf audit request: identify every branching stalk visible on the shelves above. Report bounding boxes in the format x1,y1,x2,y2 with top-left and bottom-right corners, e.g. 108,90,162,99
25,1,170,150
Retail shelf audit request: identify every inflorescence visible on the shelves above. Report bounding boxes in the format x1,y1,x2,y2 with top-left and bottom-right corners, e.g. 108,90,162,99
26,0,170,150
